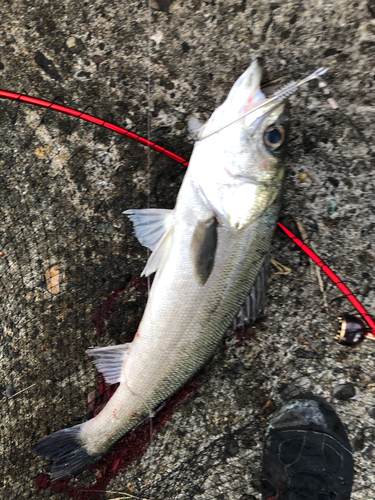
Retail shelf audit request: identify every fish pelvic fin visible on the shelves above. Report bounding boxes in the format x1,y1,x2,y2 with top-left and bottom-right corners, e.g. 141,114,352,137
32,423,102,480
86,343,131,384
123,208,174,277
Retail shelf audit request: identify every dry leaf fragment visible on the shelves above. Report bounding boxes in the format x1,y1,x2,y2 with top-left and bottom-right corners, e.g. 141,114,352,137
298,172,310,183
327,97,339,109
259,398,277,419
46,264,60,294
296,219,329,313
270,258,292,275
35,144,52,159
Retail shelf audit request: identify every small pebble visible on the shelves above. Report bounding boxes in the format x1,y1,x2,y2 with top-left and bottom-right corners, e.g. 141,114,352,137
6,385,14,398
225,438,239,457
66,36,76,48
298,172,309,183
8,189,21,207
326,199,338,215
150,0,171,12
332,383,356,400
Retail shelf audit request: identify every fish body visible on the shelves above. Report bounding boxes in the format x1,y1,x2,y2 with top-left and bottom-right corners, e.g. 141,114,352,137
33,60,289,479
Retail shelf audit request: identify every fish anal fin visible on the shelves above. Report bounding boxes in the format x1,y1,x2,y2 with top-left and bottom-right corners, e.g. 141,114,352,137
190,217,218,286
86,343,131,384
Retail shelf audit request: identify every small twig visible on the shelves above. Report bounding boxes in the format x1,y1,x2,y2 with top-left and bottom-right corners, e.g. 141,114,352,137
311,241,330,313
296,219,329,313
296,219,315,279
270,258,292,276
189,128,202,140
9,383,36,399
107,497,144,500
260,77,283,88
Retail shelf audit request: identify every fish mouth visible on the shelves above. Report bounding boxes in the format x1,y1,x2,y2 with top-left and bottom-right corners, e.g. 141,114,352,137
198,65,329,142
197,60,288,141
218,59,265,120
241,58,265,112
240,60,287,130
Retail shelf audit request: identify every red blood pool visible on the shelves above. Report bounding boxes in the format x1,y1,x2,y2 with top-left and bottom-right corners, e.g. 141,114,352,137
235,326,256,347
111,459,120,471
35,474,51,490
92,276,147,335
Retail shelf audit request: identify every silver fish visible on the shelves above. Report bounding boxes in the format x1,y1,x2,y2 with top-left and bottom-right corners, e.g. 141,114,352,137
33,59,290,479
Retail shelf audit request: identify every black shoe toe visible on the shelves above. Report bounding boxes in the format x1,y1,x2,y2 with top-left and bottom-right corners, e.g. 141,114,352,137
262,395,354,500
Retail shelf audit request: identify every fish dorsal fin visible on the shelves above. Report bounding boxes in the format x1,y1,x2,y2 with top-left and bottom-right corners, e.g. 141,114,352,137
86,343,131,384
190,216,218,285
227,252,270,333
124,208,174,277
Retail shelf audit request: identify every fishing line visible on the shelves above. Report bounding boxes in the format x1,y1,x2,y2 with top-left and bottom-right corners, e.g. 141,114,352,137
146,4,154,498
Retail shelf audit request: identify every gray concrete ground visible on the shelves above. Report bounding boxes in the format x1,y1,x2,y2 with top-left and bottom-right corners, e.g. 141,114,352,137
0,0,375,498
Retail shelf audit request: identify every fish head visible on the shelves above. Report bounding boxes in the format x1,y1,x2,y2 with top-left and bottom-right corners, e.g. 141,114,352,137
192,60,290,230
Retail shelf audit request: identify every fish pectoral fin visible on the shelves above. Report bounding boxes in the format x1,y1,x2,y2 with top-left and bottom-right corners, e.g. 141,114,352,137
123,208,174,251
190,216,218,285
86,343,131,384
141,225,174,277
124,208,175,277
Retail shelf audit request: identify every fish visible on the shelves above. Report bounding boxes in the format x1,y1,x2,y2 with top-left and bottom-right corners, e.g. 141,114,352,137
32,59,290,479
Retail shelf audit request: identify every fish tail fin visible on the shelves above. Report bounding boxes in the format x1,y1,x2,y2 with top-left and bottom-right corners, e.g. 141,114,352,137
32,423,102,480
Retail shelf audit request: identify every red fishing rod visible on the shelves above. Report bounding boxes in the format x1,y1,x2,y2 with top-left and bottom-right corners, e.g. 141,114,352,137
1,88,374,339
0,89,189,167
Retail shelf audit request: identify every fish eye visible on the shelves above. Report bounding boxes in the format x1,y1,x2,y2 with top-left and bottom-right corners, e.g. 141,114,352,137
264,125,285,150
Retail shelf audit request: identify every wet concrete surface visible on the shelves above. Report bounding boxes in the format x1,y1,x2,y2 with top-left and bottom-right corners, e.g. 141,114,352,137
0,0,375,498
